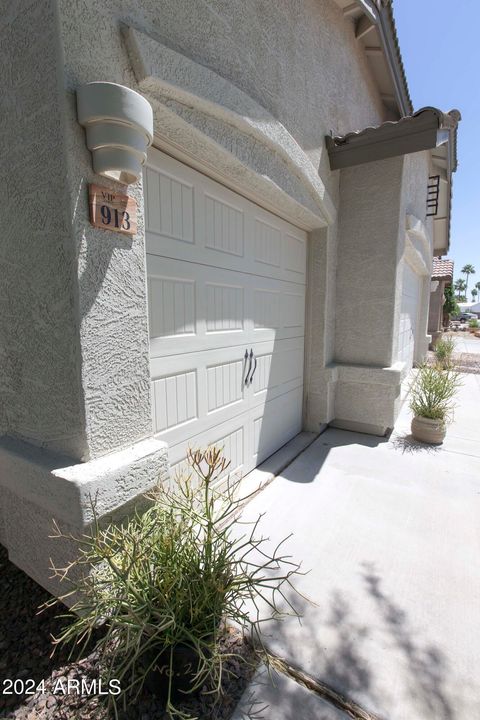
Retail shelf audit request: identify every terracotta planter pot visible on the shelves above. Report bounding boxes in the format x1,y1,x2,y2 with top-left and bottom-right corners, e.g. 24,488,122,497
411,416,446,444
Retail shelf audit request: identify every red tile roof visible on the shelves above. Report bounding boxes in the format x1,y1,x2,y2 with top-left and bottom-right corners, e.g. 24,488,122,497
432,257,454,280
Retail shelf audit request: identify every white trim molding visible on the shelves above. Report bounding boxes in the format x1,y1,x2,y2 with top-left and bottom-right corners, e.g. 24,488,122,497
124,27,334,230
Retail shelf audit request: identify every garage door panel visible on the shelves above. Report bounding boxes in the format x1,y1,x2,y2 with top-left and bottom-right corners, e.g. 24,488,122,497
150,343,249,379
251,343,304,402
204,192,246,258
148,255,249,356
145,148,307,478
154,387,247,451
151,347,249,447
252,387,303,467
254,216,282,268
284,232,307,276
148,257,304,357
168,412,251,481
145,166,195,244
283,290,305,330
148,275,196,339
151,369,198,436
146,147,307,285
206,357,245,414
251,277,305,340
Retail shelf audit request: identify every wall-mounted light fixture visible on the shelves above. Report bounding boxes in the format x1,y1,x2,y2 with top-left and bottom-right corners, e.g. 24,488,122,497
77,82,153,185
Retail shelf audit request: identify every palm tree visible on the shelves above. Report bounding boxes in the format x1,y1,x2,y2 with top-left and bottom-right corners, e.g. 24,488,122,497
475,281,480,299
454,278,467,300
472,288,478,303
461,264,476,294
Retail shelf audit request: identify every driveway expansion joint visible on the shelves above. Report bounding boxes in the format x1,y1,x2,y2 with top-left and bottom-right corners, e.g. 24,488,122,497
264,652,384,720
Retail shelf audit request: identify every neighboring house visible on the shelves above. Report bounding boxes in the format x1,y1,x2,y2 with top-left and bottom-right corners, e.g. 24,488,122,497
457,302,480,319
0,0,460,595
428,257,454,344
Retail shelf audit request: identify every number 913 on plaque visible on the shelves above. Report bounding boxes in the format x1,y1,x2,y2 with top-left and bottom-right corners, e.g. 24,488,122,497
88,184,137,236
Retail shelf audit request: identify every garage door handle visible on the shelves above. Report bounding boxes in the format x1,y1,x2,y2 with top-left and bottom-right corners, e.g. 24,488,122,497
243,349,252,387
249,352,258,386
244,348,255,386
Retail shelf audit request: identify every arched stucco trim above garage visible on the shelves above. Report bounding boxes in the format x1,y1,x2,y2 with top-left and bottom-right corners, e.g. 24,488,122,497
124,27,335,231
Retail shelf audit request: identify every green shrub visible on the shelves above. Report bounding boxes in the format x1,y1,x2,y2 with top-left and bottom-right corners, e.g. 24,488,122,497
44,448,303,719
434,336,455,369
409,365,461,423
443,284,459,318
469,318,479,329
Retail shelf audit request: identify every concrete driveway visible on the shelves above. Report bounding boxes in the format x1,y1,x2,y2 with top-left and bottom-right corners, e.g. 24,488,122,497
451,332,480,355
233,372,480,720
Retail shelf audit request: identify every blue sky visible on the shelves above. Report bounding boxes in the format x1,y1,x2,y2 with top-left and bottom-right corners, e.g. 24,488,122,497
394,0,479,296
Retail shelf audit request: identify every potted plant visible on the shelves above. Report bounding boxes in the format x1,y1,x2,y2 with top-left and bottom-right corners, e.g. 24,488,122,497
44,447,303,719
410,365,461,444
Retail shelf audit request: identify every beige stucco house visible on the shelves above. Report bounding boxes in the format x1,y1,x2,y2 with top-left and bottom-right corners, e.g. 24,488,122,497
0,0,460,593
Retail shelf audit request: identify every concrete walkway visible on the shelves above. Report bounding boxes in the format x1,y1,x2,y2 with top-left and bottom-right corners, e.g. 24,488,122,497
233,372,480,720
448,331,480,355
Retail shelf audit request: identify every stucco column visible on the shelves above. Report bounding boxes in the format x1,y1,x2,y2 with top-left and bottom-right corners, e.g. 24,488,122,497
331,156,405,435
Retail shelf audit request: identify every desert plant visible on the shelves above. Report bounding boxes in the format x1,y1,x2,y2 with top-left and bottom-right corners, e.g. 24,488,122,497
434,336,455,369
409,365,461,424
469,318,479,329
43,448,304,719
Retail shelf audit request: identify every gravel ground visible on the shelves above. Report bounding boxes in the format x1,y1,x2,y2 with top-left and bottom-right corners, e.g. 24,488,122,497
0,547,257,720
453,352,480,374
428,345,480,375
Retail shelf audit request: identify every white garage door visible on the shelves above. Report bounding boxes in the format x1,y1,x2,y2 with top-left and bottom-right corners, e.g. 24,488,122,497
144,148,307,478
398,261,421,368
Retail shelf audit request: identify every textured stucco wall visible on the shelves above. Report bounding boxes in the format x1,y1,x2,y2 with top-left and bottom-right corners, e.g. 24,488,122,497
0,0,87,459
57,0,386,207
334,156,405,368
63,93,153,459
0,435,169,597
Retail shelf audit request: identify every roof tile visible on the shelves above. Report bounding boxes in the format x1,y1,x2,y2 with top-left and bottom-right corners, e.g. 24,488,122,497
432,257,454,280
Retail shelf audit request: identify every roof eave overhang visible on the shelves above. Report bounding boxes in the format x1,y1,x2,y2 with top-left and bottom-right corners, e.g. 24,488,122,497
332,0,412,118
326,107,461,255
326,108,456,171
375,0,412,116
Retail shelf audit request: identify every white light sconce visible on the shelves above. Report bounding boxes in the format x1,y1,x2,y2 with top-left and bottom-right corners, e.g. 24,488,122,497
77,82,153,185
